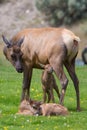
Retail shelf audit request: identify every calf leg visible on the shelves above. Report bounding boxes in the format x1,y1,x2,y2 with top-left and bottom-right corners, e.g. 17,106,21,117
21,66,33,101
43,88,51,103
64,59,80,111
43,88,47,103
47,91,51,103
49,88,55,102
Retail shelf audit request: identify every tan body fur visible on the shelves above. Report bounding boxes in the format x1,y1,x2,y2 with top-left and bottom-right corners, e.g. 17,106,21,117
13,28,80,66
40,103,69,116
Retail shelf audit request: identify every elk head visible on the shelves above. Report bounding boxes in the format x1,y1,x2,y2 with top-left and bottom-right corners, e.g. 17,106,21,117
2,35,24,73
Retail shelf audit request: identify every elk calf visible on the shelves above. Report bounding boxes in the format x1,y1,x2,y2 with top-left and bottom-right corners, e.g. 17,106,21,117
41,64,60,103
36,103,68,116
17,100,37,115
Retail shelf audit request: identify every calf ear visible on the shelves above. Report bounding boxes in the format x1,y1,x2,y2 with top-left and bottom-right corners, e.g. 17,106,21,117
2,35,11,48
17,37,24,47
38,62,45,68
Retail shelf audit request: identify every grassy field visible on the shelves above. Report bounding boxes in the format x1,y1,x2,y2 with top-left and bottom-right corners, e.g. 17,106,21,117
0,55,87,130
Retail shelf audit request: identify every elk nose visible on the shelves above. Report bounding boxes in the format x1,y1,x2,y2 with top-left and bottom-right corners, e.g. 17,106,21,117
16,67,23,73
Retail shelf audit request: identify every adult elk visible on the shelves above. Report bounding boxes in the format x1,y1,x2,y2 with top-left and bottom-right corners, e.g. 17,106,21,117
2,27,80,111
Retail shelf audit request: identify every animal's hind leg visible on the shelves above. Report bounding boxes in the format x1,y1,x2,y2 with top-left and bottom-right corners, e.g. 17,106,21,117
53,83,60,99
51,62,68,105
64,59,80,111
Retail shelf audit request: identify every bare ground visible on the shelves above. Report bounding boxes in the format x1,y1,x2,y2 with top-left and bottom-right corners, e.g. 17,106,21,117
0,0,87,59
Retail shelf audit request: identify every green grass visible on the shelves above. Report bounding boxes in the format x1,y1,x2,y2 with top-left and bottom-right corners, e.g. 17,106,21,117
0,58,87,130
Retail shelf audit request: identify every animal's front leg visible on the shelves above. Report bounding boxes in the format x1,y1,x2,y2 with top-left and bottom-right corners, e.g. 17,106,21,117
47,91,51,103
50,89,55,103
21,66,33,101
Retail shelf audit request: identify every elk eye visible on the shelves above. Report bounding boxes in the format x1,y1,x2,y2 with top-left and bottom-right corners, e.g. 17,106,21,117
11,54,16,61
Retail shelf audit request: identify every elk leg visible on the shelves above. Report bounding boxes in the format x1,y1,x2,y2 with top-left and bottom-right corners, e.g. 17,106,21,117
50,88,55,103
47,91,51,103
53,83,60,99
43,88,47,103
21,66,33,101
64,59,80,111
52,64,68,105
59,72,68,105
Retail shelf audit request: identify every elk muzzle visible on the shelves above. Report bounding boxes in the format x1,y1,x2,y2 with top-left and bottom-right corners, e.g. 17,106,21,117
15,60,23,73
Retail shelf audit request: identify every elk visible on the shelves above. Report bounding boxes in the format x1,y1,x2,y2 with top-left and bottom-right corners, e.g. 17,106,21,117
40,63,60,103
35,52,60,103
17,99,36,115
17,99,68,116
38,103,69,116
2,27,80,111
17,99,42,115
26,99,68,116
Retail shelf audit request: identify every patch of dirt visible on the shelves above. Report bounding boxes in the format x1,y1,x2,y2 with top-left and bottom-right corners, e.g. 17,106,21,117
0,0,86,59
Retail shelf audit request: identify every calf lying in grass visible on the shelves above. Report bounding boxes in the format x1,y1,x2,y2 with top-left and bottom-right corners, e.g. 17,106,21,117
31,100,68,116
40,64,60,103
17,100,37,115
38,103,68,116
17,99,68,116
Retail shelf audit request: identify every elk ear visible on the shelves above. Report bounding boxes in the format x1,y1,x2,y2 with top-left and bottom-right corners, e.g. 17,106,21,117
2,35,11,48
17,37,24,47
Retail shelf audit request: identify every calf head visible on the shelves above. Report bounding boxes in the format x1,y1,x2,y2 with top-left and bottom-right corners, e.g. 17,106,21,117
44,64,53,74
2,35,24,73
42,64,54,81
